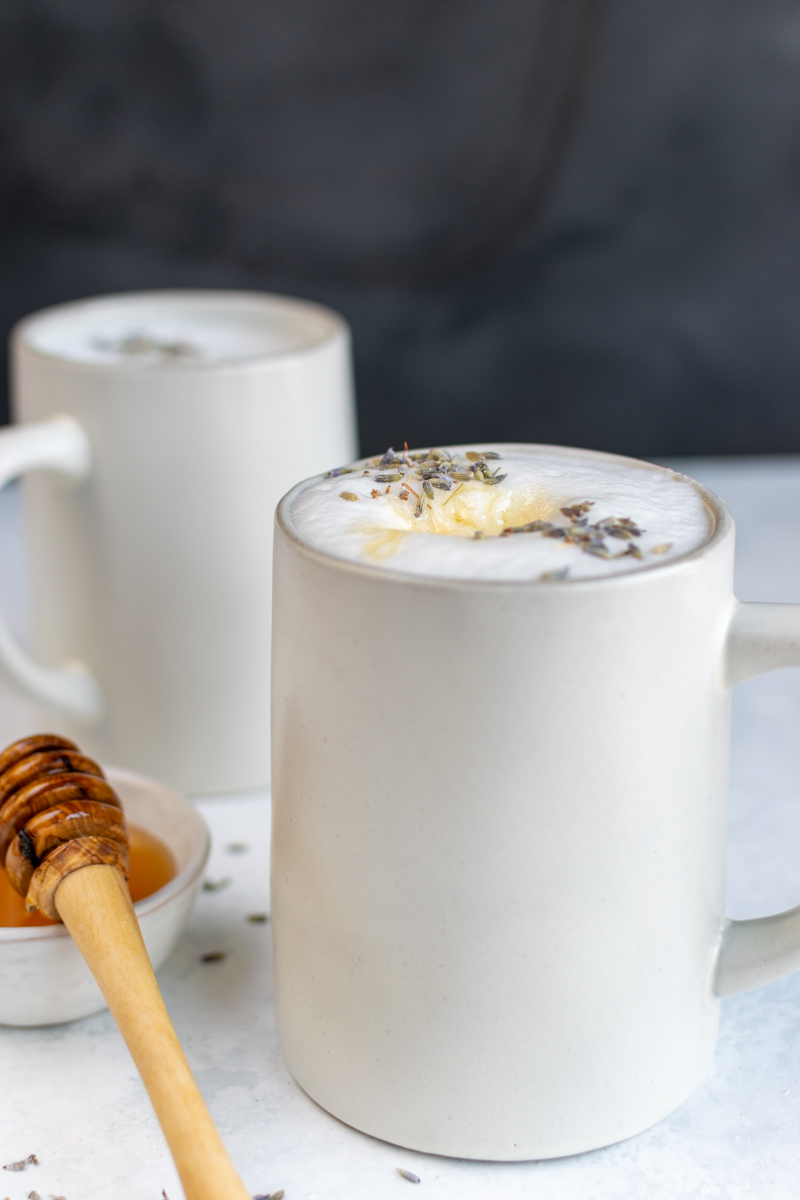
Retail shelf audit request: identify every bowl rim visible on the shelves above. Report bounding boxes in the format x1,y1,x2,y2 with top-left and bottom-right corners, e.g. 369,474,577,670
0,764,210,943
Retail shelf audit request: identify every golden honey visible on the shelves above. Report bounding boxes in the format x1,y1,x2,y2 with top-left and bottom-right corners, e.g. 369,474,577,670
0,823,175,927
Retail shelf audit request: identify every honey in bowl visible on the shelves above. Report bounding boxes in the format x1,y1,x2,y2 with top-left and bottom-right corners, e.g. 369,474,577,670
0,823,175,927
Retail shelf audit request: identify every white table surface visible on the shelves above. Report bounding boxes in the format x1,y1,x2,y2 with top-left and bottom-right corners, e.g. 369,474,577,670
1,459,800,1200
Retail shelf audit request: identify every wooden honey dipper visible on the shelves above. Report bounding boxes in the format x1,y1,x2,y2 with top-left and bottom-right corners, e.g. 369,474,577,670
0,734,251,1200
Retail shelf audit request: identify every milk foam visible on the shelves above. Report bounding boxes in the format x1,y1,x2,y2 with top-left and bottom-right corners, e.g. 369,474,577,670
25,294,334,367
288,445,713,582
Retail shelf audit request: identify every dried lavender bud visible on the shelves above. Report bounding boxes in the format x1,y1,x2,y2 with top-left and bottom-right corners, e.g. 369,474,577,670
339,491,360,501
3,1155,38,1172
560,502,594,520
397,1168,421,1183
594,516,641,540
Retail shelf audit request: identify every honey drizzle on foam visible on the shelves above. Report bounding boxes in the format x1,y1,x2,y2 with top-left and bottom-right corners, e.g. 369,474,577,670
330,446,554,560
358,479,552,559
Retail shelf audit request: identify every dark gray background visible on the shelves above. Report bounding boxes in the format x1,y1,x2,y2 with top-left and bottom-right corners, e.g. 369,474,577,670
1,0,798,458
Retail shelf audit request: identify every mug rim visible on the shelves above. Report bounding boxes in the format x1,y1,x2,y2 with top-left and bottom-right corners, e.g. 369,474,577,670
276,442,733,590
12,288,348,376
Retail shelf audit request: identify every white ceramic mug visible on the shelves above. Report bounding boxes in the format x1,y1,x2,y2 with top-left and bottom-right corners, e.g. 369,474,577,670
271,445,800,1161
3,290,357,793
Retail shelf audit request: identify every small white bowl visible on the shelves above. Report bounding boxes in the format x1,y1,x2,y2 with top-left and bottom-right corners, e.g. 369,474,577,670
0,766,209,1026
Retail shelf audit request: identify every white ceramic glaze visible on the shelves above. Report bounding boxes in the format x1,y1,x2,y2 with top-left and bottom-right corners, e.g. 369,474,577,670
2,290,357,792
0,766,209,1027
270,444,800,1161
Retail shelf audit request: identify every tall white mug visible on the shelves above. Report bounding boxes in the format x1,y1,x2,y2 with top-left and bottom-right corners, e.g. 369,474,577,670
271,444,800,1160
2,290,357,792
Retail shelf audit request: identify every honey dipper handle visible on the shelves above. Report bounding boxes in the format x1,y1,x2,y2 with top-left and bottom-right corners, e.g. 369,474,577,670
55,864,251,1200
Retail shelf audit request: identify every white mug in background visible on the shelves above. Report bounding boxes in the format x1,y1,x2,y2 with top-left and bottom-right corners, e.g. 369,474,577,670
2,290,357,793
271,445,800,1161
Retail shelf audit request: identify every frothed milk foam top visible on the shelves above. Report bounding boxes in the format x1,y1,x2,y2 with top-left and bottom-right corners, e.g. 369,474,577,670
288,445,713,582
23,292,337,367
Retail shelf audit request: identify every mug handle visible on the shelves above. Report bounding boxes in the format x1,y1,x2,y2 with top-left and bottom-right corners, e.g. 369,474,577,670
715,600,800,996
0,418,103,722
